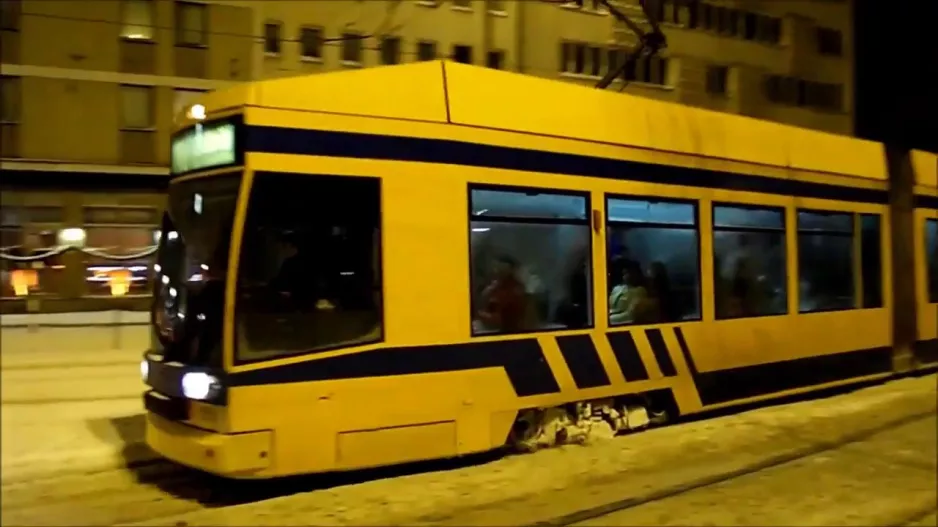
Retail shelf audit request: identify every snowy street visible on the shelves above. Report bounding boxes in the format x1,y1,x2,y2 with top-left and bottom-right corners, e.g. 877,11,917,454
1,366,934,526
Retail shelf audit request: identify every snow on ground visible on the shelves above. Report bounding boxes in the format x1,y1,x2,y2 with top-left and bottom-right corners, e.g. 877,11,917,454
122,375,937,527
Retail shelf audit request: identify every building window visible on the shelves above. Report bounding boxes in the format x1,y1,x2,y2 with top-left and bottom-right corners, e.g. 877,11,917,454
742,11,757,40
860,214,883,309
453,44,473,64
816,27,843,57
417,40,437,61
82,207,160,297
606,197,701,325
299,27,323,59
486,50,505,69
706,65,728,95
486,0,505,13
452,0,471,8
758,16,782,44
264,22,282,55
560,41,586,74
121,0,154,40
235,173,383,363
797,210,854,313
927,219,938,304
172,88,205,119
469,186,592,335
120,85,154,129
713,204,787,319
0,206,66,298
642,56,668,86
0,0,21,31
700,3,713,30
380,36,401,65
175,1,206,46
606,48,625,78
341,32,363,64
0,76,20,123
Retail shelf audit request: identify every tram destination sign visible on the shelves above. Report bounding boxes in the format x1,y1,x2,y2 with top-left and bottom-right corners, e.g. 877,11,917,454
171,121,237,175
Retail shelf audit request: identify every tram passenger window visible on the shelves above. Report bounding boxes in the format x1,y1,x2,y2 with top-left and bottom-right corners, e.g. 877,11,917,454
469,187,592,335
713,205,787,319
235,173,382,363
606,198,700,325
797,210,854,313
860,214,883,308
927,219,938,304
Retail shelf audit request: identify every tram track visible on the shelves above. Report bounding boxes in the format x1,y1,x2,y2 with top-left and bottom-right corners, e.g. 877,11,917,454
528,409,937,527
4,378,935,527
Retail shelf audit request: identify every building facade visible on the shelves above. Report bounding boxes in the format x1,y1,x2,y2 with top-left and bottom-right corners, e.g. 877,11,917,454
251,0,852,134
0,0,252,312
0,0,851,313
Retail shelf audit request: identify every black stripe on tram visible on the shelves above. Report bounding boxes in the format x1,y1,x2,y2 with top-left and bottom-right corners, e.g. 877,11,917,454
556,334,611,389
242,126,889,205
693,347,895,406
914,194,938,210
673,327,699,376
644,328,678,377
227,339,561,397
605,331,650,382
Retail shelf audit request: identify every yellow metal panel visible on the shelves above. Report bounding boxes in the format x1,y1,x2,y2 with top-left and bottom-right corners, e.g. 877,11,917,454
440,62,881,180
336,422,457,470
146,414,272,476
787,129,887,180
251,61,449,124
912,150,938,188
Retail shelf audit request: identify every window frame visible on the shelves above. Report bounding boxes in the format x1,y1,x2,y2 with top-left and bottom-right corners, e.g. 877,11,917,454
926,218,938,304
0,75,21,124
712,202,789,320
467,183,595,337
605,194,703,325
174,1,207,47
263,21,282,55
380,35,401,65
119,84,155,130
795,208,857,314
299,26,324,60
233,172,386,365
416,40,437,61
858,212,884,309
340,32,364,65
120,0,155,41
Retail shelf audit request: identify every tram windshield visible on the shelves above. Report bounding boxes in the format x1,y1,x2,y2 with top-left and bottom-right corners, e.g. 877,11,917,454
151,174,241,366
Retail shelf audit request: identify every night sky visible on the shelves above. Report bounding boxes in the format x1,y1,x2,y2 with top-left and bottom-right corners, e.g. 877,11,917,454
854,0,937,152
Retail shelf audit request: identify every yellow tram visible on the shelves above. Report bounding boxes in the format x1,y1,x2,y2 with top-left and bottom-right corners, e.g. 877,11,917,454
142,61,938,479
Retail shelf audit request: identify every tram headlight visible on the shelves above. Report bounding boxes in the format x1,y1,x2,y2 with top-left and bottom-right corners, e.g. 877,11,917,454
181,372,221,401
140,360,149,382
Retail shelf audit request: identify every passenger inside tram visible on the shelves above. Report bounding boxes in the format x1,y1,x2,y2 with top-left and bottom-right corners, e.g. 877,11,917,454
608,257,653,325
476,255,530,333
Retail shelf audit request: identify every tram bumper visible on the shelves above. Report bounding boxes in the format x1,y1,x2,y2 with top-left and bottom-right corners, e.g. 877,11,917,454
145,412,273,477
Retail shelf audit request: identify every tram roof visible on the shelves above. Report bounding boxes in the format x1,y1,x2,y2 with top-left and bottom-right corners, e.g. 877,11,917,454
212,60,892,181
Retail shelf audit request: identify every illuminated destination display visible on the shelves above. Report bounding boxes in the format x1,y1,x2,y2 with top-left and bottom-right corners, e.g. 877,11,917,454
171,121,237,174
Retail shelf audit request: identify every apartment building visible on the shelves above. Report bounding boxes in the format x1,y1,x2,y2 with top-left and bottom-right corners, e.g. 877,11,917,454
253,0,852,134
0,0,252,312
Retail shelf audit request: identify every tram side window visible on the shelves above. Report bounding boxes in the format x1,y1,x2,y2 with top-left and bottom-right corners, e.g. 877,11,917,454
713,205,787,319
469,187,592,335
797,210,854,313
927,219,938,304
235,173,383,363
859,214,883,308
606,197,701,325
